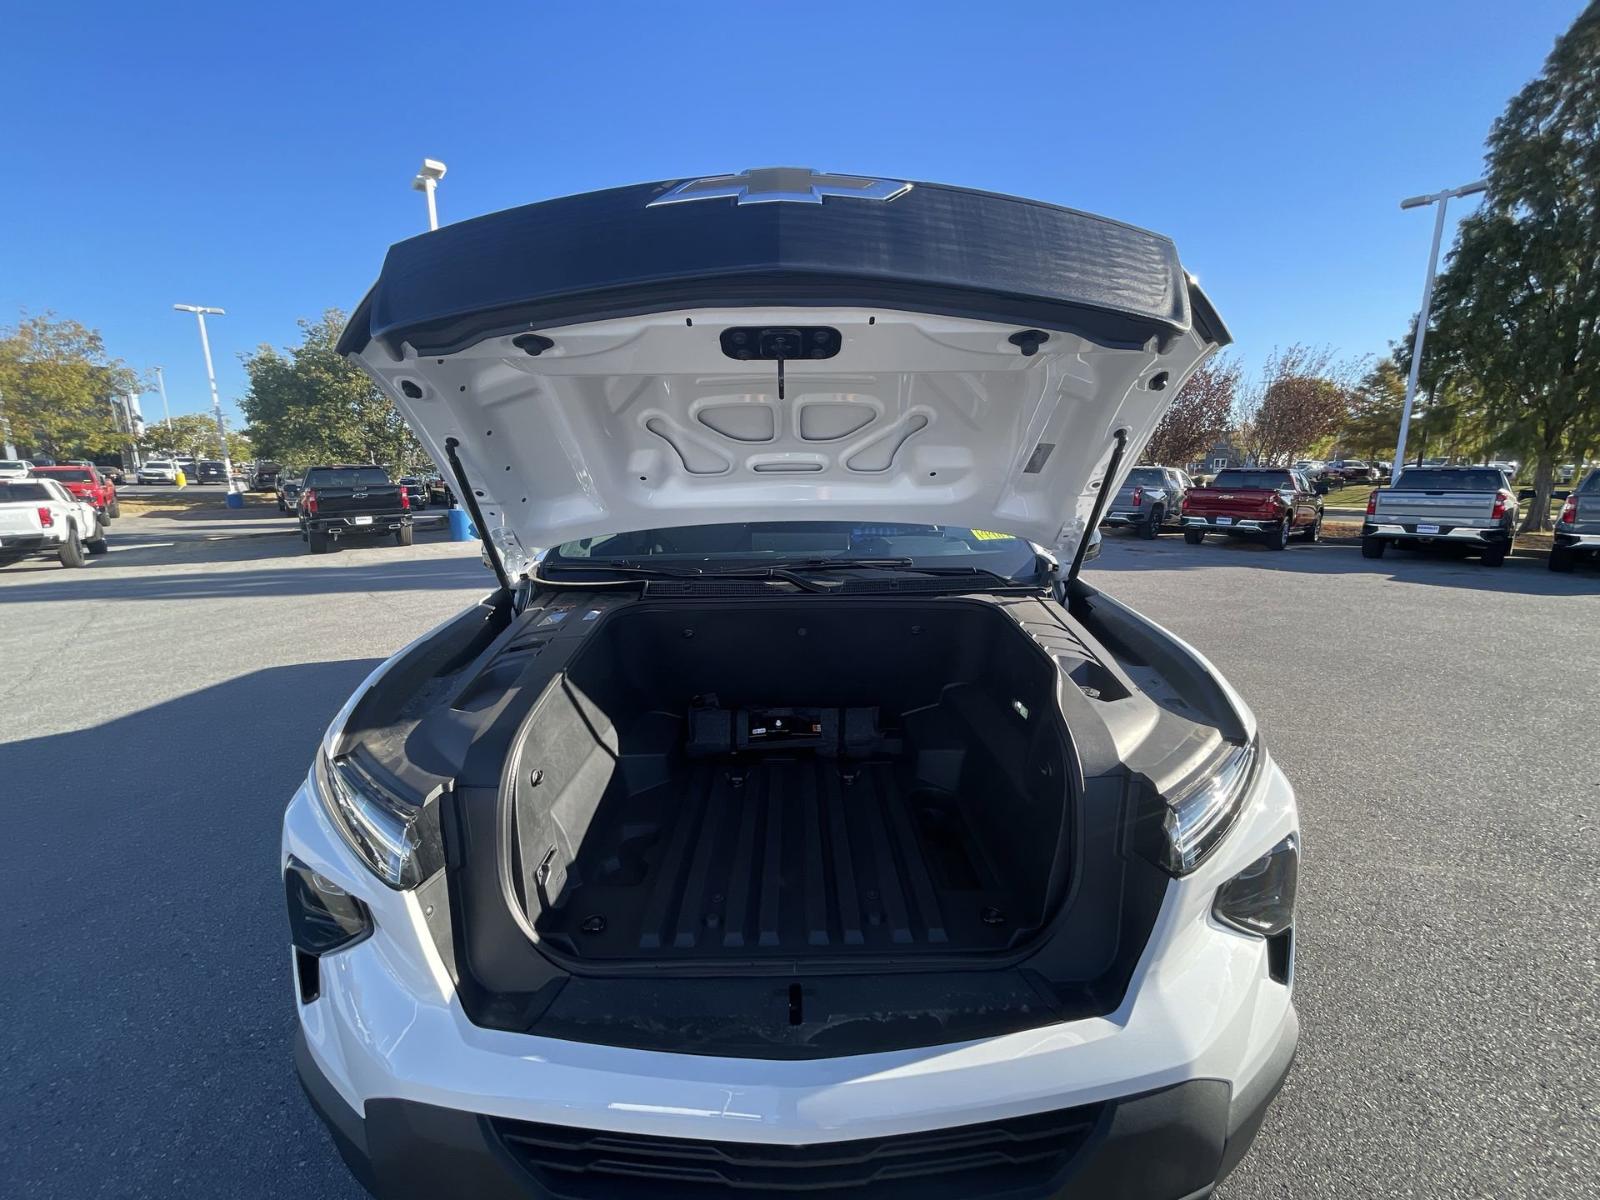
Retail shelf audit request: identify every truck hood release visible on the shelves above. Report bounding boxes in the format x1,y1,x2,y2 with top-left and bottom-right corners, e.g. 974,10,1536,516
341,170,1229,562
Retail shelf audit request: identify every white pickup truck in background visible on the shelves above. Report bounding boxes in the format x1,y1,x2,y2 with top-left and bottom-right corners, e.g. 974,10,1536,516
0,477,108,568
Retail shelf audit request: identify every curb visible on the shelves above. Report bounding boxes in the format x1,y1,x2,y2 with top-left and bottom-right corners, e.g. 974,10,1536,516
1311,532,1549,562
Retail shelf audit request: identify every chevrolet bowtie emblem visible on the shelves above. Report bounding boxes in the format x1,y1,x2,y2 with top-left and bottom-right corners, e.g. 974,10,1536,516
648,167,913,208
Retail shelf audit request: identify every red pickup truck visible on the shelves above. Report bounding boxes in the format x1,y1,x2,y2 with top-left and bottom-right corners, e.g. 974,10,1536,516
1180,467,1323,550
31,465,120,519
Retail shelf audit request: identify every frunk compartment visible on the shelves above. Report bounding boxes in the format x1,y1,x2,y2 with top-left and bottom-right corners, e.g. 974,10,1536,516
506,599,1074,969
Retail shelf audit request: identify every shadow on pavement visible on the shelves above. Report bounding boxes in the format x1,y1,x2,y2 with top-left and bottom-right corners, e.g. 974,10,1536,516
0,553,484,602
1093,533,1598,597
0,661,381,1200
0,515,484,601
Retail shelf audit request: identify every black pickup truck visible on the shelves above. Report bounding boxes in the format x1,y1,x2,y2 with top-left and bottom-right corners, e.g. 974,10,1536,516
297,464,413,554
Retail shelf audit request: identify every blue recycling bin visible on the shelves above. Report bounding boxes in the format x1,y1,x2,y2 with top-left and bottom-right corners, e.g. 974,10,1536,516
447,507,477,541
224,491,244,509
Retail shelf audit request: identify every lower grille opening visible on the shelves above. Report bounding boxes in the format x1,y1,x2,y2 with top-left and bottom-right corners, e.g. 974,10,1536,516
1267,928,1293,986
490,1102,1104,1198
295,949,321,1004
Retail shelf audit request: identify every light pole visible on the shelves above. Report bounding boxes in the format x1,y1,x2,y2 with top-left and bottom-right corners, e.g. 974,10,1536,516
1394,179,1487,475
411,158,447,231
172,304,237,494
0,390,13,459
154,365,175,443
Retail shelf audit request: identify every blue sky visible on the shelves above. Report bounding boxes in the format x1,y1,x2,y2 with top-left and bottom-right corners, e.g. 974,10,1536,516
1,0,1584,422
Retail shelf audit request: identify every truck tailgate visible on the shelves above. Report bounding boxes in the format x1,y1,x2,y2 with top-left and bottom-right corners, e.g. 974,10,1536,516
1185,487,1280,517
1572,491,1600,534
0,506,46,537
1372,491,1497,525
309,486,404,515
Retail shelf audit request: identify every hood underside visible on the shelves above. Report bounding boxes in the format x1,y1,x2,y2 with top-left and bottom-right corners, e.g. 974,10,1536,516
342,171,1227,562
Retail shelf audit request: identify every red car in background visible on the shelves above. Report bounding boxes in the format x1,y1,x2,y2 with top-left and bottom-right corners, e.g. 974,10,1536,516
1180,467,1323,549
31,465,120,519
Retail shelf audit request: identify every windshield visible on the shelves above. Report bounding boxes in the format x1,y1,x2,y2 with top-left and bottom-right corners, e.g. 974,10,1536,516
1126,468,1165,486
145,461,173,470
1394,468,1505,491
304,467,391,488
1211,469,1293,489
0,483,51,501
37,468,92,481
547,522,1041,580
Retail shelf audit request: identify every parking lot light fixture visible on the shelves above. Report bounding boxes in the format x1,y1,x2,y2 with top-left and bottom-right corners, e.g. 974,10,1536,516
411,158,447,231
172,304,238,495
1394,180,1488,474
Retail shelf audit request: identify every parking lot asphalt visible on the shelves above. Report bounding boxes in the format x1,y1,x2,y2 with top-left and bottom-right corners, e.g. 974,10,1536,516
1,514,1595,1199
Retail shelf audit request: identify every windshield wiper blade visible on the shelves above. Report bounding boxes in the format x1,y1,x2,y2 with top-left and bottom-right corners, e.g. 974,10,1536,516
762,556,916,570
536,560,706,579
783,558,1021,583
537,561,836,592
539,557,1028,590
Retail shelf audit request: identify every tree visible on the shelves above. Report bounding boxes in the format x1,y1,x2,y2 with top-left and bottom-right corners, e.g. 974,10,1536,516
239,311,424,472
0,313,140,460
1142,356,1239,467
1342,359,1407,459
1423,4,1600,530
1235,345,1353,465
138,412,252,463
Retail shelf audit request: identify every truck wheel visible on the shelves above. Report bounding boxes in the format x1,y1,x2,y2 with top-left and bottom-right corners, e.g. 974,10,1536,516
87,528,109,555
395,524,415,547
58,528,86,568
1361,536,1387,559
1300,517,1321,543
1183,528,1205,545
307,529,332,555
1265,520,1290,550
1549,546,1576,573
1138,507,1163,539
1481,541,1509,567
108,500,121,519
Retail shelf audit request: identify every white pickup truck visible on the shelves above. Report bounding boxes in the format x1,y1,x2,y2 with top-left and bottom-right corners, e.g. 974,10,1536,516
0,477,108,568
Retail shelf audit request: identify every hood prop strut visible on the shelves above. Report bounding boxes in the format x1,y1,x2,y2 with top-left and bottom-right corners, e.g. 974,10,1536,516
1066,428,1129,583
443,436,513,593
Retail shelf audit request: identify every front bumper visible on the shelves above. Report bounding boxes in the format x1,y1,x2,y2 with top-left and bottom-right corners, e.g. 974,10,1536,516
297,1024,1295,1200
285,756,1300,1200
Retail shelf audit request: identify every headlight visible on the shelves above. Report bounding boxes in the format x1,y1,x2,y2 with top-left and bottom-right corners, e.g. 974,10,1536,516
1161,737,1259,874
1213,833,1298,937
312,751,430,888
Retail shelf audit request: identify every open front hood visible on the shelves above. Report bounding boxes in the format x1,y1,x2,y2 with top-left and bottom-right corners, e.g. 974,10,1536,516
342,170,1228,564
